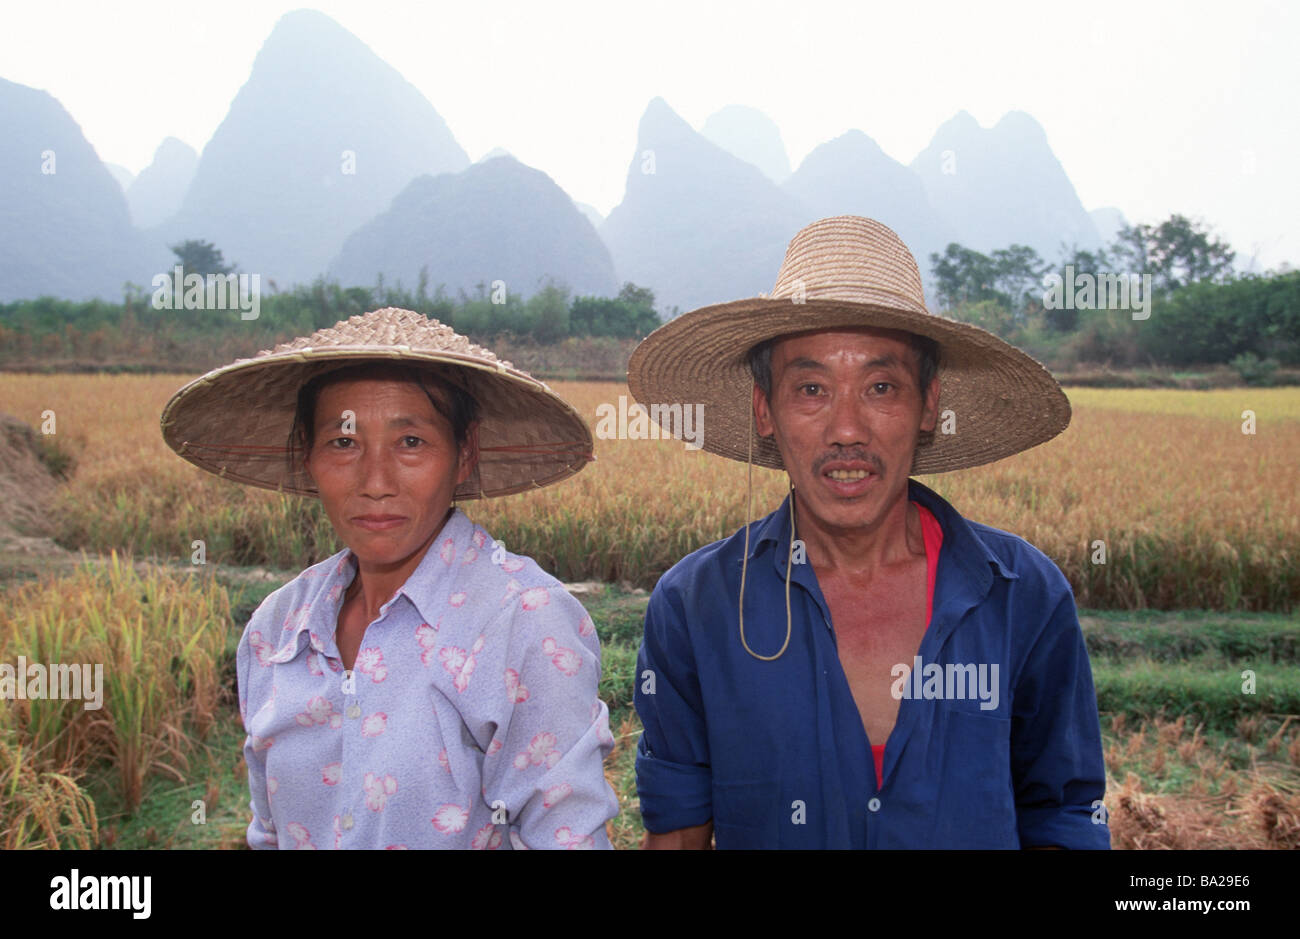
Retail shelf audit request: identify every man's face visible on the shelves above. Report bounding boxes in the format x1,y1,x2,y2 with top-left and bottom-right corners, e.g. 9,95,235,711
304,377,478,568
753,327,940,536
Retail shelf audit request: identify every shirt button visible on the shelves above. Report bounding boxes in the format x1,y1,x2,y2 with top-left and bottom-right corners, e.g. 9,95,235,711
341,813,354,830
867,798,881,813
346,703,361,719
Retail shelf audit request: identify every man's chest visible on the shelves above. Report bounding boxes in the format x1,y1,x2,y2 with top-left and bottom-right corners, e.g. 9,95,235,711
818,566,930,748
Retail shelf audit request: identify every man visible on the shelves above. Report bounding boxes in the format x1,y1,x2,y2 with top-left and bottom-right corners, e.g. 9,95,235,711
626,216,1109,849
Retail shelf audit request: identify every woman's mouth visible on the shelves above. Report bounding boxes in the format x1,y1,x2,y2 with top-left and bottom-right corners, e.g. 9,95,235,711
351,515,407,531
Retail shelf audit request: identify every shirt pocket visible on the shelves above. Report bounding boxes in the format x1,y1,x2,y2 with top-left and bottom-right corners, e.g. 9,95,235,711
711,779,781,849
930,708,1019,848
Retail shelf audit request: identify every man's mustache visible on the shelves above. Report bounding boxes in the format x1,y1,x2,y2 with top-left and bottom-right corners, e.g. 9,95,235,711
811,449,885,475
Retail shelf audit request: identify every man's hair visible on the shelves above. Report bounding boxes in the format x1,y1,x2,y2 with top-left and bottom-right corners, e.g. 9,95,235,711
747,331,940,401
286,362,480,477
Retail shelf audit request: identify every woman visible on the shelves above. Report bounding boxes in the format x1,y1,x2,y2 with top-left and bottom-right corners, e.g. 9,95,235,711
161,307,618,849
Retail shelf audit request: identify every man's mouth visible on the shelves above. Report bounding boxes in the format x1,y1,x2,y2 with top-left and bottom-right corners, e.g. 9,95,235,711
819,461,881,494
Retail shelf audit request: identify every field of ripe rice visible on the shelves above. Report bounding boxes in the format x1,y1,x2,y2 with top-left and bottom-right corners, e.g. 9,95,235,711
1,374,1297,611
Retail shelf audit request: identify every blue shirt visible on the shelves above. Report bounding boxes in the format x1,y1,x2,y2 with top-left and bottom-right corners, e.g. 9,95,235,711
634,479,1110,849
237,508,619,849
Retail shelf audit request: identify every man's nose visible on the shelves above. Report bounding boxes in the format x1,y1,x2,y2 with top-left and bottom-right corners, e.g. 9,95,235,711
824,388,870,448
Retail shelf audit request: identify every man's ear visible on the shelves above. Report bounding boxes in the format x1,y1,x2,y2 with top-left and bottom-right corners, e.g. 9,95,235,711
456,421,481,486
753,383,776,438
919,376,941,433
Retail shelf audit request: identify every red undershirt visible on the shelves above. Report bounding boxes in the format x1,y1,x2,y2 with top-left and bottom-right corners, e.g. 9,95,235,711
870,501,943,789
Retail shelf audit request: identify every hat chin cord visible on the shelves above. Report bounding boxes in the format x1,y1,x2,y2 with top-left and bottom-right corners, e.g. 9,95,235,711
739,392,795,661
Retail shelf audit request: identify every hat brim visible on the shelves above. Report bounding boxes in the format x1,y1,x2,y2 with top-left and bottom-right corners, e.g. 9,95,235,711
627,297,1070,474
160,346,594,499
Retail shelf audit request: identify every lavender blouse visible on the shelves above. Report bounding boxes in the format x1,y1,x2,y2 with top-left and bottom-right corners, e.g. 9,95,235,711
236,508,619,849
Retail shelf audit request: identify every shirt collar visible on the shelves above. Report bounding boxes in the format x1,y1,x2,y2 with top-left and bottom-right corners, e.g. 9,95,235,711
747,478,1019,586
280,508,477,658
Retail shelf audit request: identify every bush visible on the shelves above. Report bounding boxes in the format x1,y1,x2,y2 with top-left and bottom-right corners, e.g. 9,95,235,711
1231,351,1278,386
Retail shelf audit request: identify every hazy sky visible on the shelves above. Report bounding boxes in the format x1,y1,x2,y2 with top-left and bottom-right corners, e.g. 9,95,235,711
4,0,1297,269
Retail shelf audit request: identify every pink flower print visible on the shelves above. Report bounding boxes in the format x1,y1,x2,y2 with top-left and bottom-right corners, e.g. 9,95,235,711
322,762,341,786
251,734,273,752
520,587,550,611
432,803,469,834
509,830,529,850
327,583,343,603
513,731,561,771
416,622,439,667
385,844,408,850
306,651,324,676
267,777,279,796
361,712,388,737
501,578,522,606
332,815,342,849
363,772,398,811
282,603,311,633
325,655,342,673
471,823,503,850
543,783,572,809
295,695,343,729
249,631,274,666
541,637,582,676
439,537,456,565
439,635,486,693
487,738,503,756
356,647,388,682
504,668,530,703
461,547,478,565
472,529,486,550
437,748,451,774
578,614,595,637
285,822,316,849
502,556,525,573
555,827,594,850
448,591,467,607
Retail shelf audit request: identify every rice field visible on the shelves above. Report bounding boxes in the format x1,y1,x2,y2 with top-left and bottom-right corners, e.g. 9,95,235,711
1,375,1296,610
1,374,1298,849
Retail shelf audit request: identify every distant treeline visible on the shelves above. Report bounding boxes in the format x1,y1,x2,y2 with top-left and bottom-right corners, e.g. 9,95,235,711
2,213,1297,382
0,278,661,374
929,214,1299,380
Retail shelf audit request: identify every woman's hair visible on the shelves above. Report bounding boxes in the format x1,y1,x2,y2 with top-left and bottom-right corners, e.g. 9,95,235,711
286,362,481,480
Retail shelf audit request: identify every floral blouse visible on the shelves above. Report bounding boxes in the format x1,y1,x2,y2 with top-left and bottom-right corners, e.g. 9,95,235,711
236,508,619,849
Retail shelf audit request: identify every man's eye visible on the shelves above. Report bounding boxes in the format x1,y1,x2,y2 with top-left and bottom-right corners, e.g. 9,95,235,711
400,435,424,448
798,383,822,396
871,382,894,394
329,437,354,449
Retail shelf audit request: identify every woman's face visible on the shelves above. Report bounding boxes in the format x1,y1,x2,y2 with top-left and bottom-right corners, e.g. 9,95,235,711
303,377,478,569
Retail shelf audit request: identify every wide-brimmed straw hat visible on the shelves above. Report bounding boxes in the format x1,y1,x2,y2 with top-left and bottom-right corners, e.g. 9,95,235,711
160,307,593,499
627,215,1070,474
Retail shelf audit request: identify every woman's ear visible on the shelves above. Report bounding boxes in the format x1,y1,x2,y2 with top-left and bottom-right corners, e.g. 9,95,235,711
456,421,481,486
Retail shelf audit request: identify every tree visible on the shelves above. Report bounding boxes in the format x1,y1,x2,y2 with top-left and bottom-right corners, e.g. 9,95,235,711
1110,214,1235,293
169,239,236,277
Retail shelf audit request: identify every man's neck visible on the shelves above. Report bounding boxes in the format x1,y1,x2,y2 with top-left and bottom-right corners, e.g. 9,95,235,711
793,487,925,576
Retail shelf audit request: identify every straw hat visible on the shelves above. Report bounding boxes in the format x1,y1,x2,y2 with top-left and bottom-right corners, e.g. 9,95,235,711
627,215,1070,474
160,307,593,499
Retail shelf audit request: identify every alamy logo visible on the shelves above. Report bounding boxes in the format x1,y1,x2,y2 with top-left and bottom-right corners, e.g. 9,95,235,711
151,265,260,320
49,869,151,919
890,656,1000,711
594,395,703,450
0,657,103,710
1042,266,1151,320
